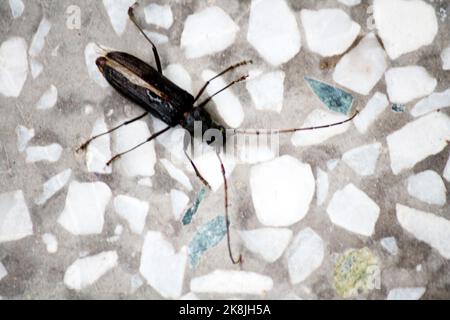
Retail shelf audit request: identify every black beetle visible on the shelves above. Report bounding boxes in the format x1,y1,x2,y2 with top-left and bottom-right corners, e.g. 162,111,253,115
78,3,358,265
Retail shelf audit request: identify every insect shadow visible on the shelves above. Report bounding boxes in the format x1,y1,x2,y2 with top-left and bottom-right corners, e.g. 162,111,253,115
77,3,358,265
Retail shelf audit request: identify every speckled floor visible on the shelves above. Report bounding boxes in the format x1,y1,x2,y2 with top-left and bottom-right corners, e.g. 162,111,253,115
0,0,450,300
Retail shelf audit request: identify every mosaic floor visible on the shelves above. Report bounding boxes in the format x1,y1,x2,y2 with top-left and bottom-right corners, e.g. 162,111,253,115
1,0,450,299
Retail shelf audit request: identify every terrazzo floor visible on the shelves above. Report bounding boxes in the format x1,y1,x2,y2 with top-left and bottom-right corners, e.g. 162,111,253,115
1,0,450,300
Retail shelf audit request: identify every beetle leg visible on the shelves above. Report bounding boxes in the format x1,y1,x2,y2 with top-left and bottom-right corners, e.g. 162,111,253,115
185,153,212,190
194,60,252,102
106,126,171,166
128,3,163,74
216,151,242,265
183,134,212,189
76,112,149,152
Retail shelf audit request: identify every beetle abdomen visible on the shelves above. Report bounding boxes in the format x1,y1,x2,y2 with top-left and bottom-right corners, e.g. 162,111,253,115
96,52,194,127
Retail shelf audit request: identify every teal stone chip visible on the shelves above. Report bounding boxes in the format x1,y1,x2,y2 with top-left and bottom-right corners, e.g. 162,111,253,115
182,187,206,225
304,77,354,115
391,104,405,113
188,215,227,268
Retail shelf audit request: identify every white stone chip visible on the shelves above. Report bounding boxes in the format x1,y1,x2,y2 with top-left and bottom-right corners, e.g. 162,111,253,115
114,120,157,177
0,190,33,243
397,204,450,259
387,287,426,300
333,33,388,95
327,159,340,171
160,159,193,191
51,44,60,57
16,125,35,152
0,37,28,97
238,228,293,263
140,231,187,299
42,233,58,253
84,42,109,88
444,153,450,183
138,177,152,187
327,184,380,236
374,0,438,60
153,119,186,164
25,144,62,163
287,228,325,284
250,155,315,227
338,0,361,6
181,6,239,59
316,167,329,206
246,70,285,112
144,4,173,29
411,89,450,117
164,64,193,94
385,66,437,104
301,8,360,57
0,262,7,281
247,0,301,66
30,58,43,79
190,270,273,295
353,92,389,134
386,112,450,175
380,237,399,255
237,144,276,165
114,225,123,236
84,105,93,115
291,109,351,147
143,30,169,45
442,47,450,70
35,169,72,205
86,117,112,174
342,143,381,176
130,274,144,293
102,0,135,36
36,84,58,110
187,150,235,192
64,251,118,290
170,189,190,221
407,170,446,206
114,195,149,234
58,181,112,235
8,0,24,18
201,69,244,128
29,17,51,57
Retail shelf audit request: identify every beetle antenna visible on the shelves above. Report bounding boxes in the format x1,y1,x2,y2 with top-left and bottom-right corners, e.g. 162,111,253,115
232,110,359,135
194,60,253,102
216,151,243,265
197,75,249,109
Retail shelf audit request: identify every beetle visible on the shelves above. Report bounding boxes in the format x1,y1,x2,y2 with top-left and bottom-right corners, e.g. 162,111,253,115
78,3,358,265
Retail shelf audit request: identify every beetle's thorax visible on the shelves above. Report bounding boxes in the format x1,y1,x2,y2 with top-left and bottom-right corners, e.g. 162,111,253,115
182,107,226,145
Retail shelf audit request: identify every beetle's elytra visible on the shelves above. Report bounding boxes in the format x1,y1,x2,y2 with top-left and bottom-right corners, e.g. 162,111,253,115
78,3,357,265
